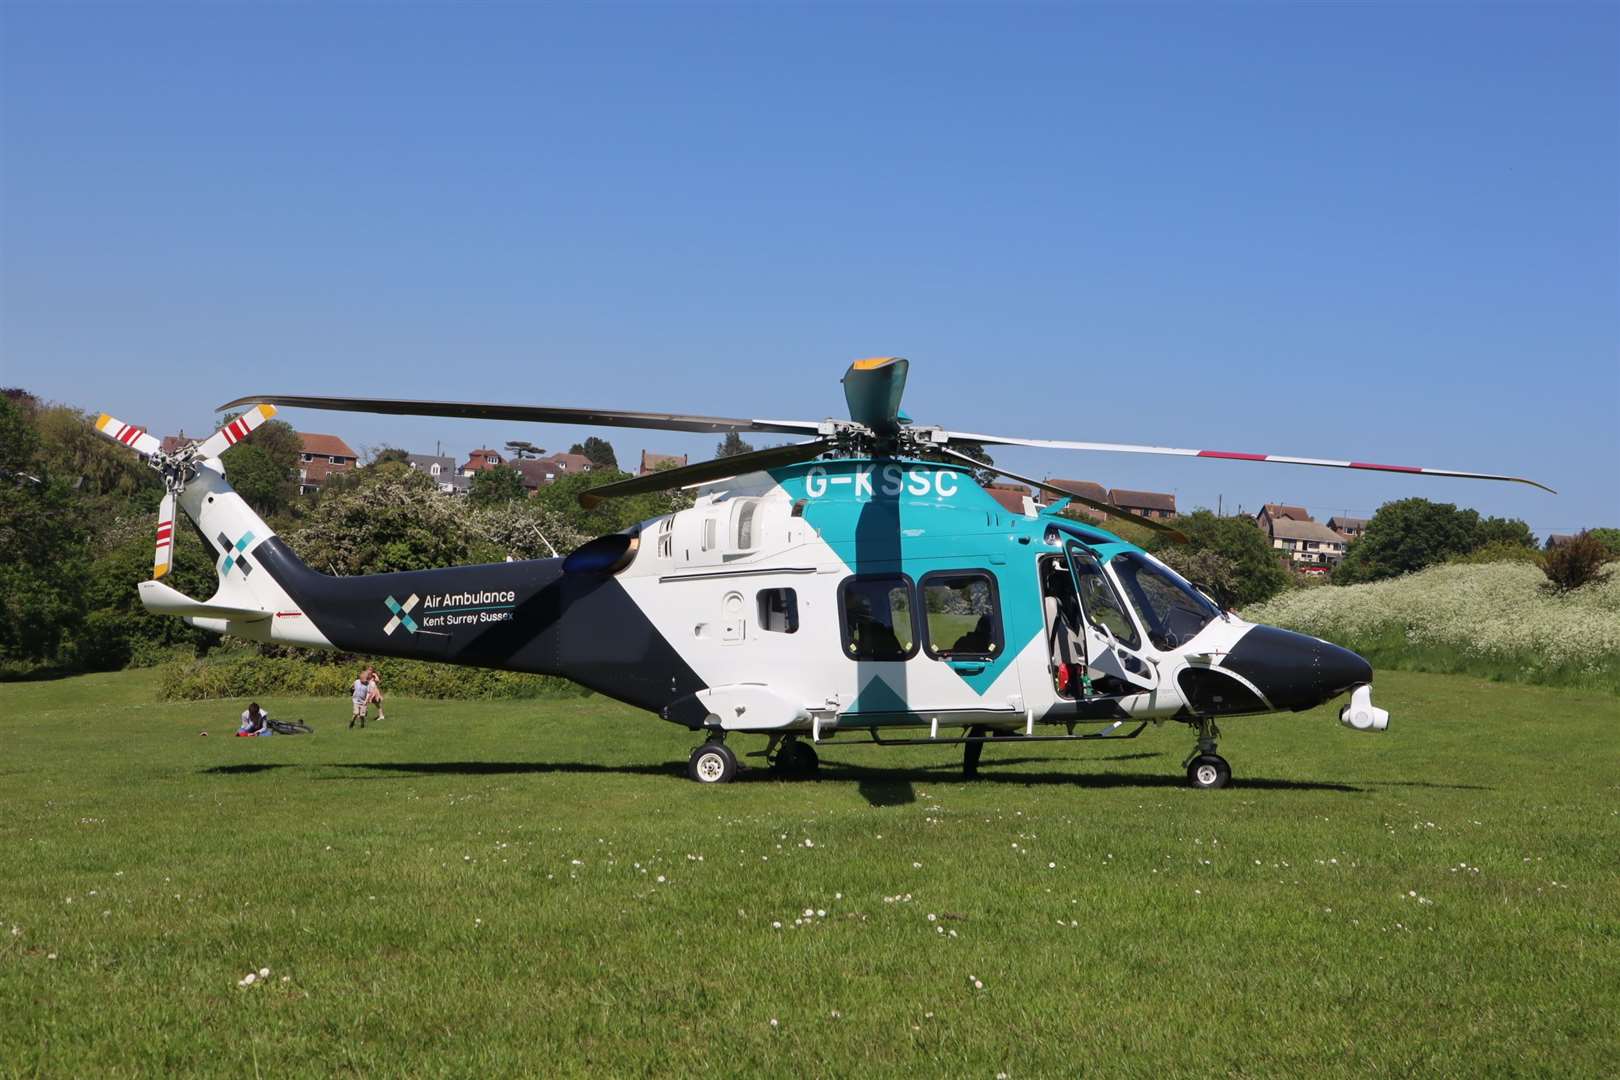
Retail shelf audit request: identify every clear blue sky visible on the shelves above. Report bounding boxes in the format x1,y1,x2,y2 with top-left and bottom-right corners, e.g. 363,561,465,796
3,3,1615,536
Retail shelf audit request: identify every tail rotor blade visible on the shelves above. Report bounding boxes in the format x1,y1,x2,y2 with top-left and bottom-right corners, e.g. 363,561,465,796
578,439,833,509
94,413,162,457
194,404,279,460
153,490,177,580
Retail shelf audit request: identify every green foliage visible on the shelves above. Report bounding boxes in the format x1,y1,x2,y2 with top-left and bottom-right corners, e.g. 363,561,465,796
715,431,755,458
1476,515,1537,549
505,440,543,460
158,651,586,701
1448,541,1545,567
1584,527,1620,556
1542,532,1614,593
569,436,618,471
369,447,410,466
1333,498,1486,584
1146,510,1290,607
0,391,40,475
534,469,694,538
0,478,90,663
34,404,154,496
468,464,528,506
220,443,292,515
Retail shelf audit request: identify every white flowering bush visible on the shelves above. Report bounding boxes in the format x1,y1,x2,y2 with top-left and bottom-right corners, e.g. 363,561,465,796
1244,562,1620,691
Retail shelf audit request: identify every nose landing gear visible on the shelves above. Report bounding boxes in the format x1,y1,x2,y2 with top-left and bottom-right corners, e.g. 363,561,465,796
1182,717,1231,790
688,736,738,784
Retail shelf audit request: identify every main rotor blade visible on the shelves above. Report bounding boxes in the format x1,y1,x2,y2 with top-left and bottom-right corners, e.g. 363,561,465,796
841,357,909,434
943,430,1556,494
93,413,162,457
216,394,825,438
194,403,279,460
933,447,1188,543
578,439,834,508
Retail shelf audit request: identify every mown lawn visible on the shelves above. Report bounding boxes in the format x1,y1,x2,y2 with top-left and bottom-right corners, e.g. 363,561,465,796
2,669,1616,1078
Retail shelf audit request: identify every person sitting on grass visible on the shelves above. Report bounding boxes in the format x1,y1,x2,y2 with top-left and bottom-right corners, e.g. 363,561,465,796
237,702,272,737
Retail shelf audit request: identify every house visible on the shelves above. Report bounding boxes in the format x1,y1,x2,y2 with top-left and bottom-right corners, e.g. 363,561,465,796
1109,488,1177,520
984,482,1038,516
296,432,359,495
1545,534,1577,550
1268,517,1350,568
406,453,463,495
460,448,506,476
1256,503,1313,534
1327,515,1368,541
1045,479,1109,518
539,452,593,476
159,432,191,455
639,450,688,476
505,452,598,493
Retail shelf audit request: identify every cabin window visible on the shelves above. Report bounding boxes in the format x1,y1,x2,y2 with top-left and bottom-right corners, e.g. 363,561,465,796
838,575,917,661
757,588,799,633
701,517,717,551
920,571,1002,659
1066,545,1142,650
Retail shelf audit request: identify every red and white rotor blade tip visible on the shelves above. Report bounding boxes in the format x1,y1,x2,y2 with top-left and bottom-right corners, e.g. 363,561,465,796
946,431,1556,494
193,404,279,460
153,490,176,581
94,413,162,457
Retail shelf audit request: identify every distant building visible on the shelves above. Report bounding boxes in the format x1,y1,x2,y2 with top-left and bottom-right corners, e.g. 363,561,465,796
1256,504,1313,534
460,448,506,476
1268,517,1349,568
1545,534,1577,550
296,432,359,495
639,450,688,476
159,432,191,455
1327,515,1368,541
1045,479,1109,518
506,452,597,493
1109,488,1177,520
984,482,1038,516
406,453,463,495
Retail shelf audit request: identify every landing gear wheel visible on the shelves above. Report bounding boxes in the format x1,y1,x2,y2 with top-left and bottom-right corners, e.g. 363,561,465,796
1186,754,1231,790
772,739,819,776
963,726,988,779
688,741,738,784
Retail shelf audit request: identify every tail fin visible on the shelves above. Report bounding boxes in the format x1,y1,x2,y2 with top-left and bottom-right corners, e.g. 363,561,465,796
142,459,334,649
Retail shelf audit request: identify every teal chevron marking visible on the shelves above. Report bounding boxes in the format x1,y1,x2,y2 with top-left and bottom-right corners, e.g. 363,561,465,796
848,676,912,715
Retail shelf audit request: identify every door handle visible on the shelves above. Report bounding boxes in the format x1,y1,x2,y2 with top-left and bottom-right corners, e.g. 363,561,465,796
948,661,986,675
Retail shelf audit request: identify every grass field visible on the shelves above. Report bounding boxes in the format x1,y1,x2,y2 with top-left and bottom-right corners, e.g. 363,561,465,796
3,670,1617,1078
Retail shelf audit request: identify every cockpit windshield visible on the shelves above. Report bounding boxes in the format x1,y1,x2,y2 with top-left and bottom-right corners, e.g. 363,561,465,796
1109,552,1221,650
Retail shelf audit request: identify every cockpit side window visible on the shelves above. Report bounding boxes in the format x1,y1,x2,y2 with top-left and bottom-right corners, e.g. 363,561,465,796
1109,552,1220,650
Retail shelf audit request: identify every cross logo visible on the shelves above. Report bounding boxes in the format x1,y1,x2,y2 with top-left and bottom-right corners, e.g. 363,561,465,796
217,531,256,577
383,594,420,635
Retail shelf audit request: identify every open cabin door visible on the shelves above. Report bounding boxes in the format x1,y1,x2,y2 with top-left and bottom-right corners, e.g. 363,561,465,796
1065,542,1158,694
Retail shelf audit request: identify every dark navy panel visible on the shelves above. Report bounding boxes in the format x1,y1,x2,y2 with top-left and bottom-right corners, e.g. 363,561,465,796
1177,667,1269,716
1220,625,1372,711
252,538,706,715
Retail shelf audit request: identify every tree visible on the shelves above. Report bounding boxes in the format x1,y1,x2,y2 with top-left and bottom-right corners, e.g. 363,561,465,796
369,447,410,466
0,477,90,664
933,439,997,486
1542,532,1613,593
535,469,694,538
715,431,755,458
221,443,293,516
569,437,618,472
1333,498,1483,584
468,465,528,506
1145,509,1290,607
1579,527,1620,557
1476,516,1536,549
505,440,543,460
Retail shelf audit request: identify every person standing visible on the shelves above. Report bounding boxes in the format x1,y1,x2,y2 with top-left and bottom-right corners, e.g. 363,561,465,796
350,674,371,729
363,665,386,723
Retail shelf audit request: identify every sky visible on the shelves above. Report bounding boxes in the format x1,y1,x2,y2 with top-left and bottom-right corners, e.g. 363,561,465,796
2,2,1615,537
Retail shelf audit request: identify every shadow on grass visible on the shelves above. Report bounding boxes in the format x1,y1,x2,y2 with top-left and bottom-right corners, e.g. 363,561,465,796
202,763,295,775
295,755,1360,798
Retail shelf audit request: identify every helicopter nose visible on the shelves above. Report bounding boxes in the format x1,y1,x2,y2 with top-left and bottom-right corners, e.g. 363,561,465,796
1219,625,1373,711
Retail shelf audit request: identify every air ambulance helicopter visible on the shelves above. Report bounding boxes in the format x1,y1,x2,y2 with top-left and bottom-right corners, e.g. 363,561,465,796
95,357,1552,788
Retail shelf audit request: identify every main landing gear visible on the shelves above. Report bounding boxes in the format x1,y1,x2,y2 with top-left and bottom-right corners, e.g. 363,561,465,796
771,736,819,777
1182,716,1231,790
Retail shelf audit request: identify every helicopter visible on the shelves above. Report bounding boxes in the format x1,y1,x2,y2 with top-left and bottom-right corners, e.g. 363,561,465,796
95,357,1552,788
